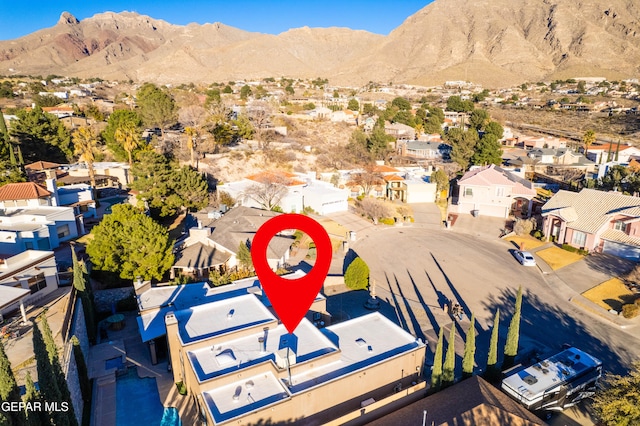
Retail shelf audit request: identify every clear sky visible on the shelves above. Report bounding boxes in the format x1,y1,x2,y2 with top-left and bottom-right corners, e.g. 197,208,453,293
0,1,432,41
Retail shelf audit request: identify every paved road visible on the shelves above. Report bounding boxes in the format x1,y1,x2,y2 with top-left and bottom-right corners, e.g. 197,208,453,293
332,204,640,376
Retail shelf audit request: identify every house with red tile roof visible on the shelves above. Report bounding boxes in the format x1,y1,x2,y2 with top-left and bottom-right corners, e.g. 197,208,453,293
586,143,640,164
450,165,537,218
0,182,53,209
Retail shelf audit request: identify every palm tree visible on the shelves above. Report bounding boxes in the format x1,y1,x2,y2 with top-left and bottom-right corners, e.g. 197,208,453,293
114,121,139,166
582,129,596,154
72,126,99,189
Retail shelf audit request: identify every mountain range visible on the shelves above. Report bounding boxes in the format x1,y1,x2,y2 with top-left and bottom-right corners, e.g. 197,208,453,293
1,0,639,87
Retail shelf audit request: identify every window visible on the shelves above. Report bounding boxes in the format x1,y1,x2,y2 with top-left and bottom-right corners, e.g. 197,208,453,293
57,224,70,239
28,273,47,295
496,187,505,197
464,188,473,197
572,231,587,248
614,220,626,232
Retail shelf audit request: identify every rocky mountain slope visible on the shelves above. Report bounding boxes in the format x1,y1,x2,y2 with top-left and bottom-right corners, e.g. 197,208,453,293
1,0,639,87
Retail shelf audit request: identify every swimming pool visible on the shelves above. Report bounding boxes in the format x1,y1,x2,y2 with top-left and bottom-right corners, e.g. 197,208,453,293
115,369,181,426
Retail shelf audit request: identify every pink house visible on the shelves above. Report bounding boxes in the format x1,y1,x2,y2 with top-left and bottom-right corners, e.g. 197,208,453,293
450,165,537,218
542,188,640,259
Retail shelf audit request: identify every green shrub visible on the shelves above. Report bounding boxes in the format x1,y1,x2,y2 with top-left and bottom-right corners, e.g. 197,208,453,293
344,257,369,291
532,230,543,240
356,195,365,201
379,217,395,225
175,381,187,396
562,243,578,253
622,304,640,319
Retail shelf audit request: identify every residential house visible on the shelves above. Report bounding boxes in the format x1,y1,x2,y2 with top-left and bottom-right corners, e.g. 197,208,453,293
520,136,567,150
384,122,415,140
450,165,537,218
163,291,426,425
0,250,59,322
397,140,452,160
0,182,84,255
64,162,131,187
585,143,640,164
541,188,640,259
221,171,348,215
509,148,595,175
172,207,294,280
135,270,331,364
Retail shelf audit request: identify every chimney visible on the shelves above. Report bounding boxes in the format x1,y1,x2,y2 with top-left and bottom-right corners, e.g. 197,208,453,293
258,337,266,353
44,173,59,207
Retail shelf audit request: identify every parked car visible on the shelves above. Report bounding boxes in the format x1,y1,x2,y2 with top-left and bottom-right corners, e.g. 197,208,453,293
513,250,536,266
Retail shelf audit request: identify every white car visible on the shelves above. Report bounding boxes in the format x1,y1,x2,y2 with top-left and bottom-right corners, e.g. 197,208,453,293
514,250,536,266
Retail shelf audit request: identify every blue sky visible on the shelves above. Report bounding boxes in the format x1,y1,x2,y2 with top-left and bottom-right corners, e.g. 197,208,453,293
0,1,432,41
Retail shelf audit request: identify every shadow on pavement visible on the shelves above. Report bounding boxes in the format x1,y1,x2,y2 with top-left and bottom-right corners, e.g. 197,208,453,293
482,287,631,375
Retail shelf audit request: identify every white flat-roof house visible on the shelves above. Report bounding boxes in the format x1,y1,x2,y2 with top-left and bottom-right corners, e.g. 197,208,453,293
0,182,83,255
0,250,58,322
221,171,348,215
163,288,426,425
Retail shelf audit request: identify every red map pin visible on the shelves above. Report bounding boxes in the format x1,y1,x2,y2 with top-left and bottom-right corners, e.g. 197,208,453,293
251,214,332,334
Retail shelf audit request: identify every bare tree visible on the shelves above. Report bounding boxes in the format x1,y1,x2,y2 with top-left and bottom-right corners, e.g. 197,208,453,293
243,172,291,210
247,100,274,149
348,164,384,196
357,198,392,224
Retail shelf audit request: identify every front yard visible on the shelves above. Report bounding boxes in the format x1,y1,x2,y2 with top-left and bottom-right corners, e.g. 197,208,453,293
536,246,584,270
582,278,637,312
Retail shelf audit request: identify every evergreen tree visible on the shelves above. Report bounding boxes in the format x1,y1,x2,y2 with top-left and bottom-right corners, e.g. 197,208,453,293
0,339,25,426
237,241,253,271
462,313,476,379
23,371,45,426
471,133,503,166
485,309,501,382
71,336,90,416
32,320,64,426
72,249,96,344
442,325,456,388
39,315,77,426
430,328,444,393
344,257,369,291
86,204,174,281
503,286,523,370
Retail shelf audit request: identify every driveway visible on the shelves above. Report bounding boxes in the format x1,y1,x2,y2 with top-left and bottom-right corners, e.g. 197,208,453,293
555,253,636,294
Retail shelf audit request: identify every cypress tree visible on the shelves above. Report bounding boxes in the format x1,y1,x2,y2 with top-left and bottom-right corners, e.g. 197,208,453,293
503,286,523,370
71,336,90,408
0,339,26,426
23,371,45,426
72,249,96,344
38,315,77,426
430,328,444,393
462,313,476,379
485,309,501,383
33,320,63,426
442,325,456,388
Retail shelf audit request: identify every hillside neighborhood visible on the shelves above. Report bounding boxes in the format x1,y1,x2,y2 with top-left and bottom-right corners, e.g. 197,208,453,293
2,3,640,426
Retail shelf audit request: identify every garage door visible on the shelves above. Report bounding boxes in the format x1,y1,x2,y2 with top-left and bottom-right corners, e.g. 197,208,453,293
602,241,640,260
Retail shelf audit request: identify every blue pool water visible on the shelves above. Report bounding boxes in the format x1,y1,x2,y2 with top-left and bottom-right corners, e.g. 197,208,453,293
115,369,181,426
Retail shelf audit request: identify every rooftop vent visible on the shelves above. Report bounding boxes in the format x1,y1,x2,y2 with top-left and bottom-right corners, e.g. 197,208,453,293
227,309,235,319
355,338,367,347
233,386,242,402
245,380,254,389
